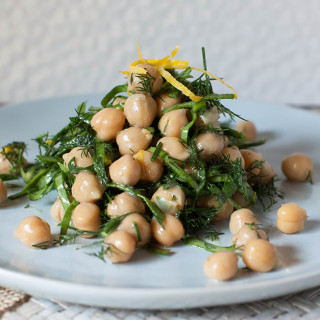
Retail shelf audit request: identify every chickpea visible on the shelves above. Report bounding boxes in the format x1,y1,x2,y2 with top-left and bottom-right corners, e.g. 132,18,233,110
240,149,263,176
104,230,136,263
203,250,238,281
158,109,189,138
0,179,7,204
183,163,197,175
107,192,145,218
112,97,127,106
124,94,157,128
128,63,163,95
242,239,277,272
223,135,229,148
221,146,245,169
155,92,182,117
91,107,126,141
50,197,65,223
195,132,224,160
229,208,258,235
133,150,163,182
232,225,267,248
232,192,248,208
71,171,104,203
0,150,13,174
151,215,185,247
72,203,101,237
235,120,257,142
258,160,275,185
109,154,141,186
118,213,151,247
197,196,233,222
281,153,314,182
151,185,185,215
199,107,220,127
14,216,51,249
276,202,307,234
157,137,189,162
116,127,153,155
62,147,93,168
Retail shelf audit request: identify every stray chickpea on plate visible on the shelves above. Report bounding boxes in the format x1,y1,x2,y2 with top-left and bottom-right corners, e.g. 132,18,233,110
0,45,314,281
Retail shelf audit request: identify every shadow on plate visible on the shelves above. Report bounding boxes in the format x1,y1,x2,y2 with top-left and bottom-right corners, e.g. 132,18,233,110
258,131,277,141
280,180,313,201
276,245,301,268
303,219,320,234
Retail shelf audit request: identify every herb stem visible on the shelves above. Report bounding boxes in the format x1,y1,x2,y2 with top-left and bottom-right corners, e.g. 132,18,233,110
181,111,198,143
101,84,128,107
105,183,165,225
149,148,199,190
93,137,108,187
162,94,235,115
54,173,71,211
185,236,235,253
8,168,51,199
60,199,79,236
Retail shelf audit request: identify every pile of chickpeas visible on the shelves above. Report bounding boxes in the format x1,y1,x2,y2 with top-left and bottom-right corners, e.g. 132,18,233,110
0,63,314,281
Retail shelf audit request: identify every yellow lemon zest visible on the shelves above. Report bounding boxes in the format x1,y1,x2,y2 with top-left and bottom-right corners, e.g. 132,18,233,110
129,65,147,75
122,45,237,102
170,45,180,58
135,150,146,175
136,43,146,62
157,67,202,102
190,67,238,99
3,146,14,153
135,150,145,164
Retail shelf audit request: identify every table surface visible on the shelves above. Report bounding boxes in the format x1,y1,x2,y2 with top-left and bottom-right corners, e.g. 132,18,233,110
1,102,320,320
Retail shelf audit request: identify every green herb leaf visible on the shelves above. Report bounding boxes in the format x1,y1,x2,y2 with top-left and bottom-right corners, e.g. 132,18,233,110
101,84,128,107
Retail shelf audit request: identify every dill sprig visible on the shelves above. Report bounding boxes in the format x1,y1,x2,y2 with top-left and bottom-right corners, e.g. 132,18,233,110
133,72,156,96
32,241,50,250
306,171,313,184
254,177,284,211
204,229,224,241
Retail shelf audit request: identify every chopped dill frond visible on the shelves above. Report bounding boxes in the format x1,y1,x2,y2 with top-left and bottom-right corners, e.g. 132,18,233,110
32,241,50,250
134,72,156,96
204,229,224,241
306,170,313,184
254,177,284,211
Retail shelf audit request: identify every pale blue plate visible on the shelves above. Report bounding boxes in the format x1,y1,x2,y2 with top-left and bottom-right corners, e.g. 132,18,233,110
0,96,319,309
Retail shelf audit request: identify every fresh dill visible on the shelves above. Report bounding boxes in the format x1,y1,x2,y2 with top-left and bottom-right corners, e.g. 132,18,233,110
134,72,156,96
133,221,142,242
254,177,284,211
204,229,224,241
306,170,313,184
32,241,50,250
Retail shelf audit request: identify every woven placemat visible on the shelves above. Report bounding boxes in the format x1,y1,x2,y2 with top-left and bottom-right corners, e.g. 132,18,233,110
0,287,28,317
2,286,320,320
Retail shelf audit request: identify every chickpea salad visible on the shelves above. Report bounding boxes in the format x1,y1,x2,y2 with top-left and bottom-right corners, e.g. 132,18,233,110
0,46,313,280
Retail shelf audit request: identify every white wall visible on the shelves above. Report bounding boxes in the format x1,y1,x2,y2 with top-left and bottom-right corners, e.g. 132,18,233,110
1,0,320,104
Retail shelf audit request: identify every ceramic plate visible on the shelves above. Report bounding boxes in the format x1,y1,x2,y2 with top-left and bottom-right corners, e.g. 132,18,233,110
0,95,319,309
